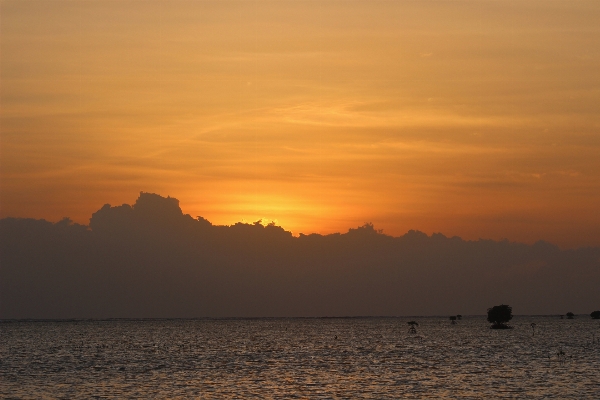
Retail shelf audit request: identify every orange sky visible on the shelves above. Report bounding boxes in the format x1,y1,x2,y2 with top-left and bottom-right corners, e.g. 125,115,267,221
1,1,599,248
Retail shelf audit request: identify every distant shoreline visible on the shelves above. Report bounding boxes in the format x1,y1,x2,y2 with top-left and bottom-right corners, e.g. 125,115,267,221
0,315,588,323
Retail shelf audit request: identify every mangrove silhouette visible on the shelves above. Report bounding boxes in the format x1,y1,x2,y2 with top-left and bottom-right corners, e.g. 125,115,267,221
566,312,575,319
1,192,600,318
591,311,600,319
487,304,513,329
407,321,419,334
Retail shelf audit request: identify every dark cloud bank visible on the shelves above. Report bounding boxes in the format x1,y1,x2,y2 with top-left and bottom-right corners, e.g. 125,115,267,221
1,193,599,319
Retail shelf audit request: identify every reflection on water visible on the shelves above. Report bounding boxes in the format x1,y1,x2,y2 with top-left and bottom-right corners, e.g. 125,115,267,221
1,317,599,398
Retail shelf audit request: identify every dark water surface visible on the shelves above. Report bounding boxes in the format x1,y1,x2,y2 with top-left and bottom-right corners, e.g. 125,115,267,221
1,317,599,398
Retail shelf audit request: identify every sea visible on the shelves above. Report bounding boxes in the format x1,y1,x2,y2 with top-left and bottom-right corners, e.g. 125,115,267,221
1,316,599,399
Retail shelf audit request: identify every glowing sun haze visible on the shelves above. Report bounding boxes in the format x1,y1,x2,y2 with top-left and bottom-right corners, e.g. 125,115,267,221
1,1,599,248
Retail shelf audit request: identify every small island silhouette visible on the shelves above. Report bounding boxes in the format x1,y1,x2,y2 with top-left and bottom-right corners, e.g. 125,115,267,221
487,304,513,329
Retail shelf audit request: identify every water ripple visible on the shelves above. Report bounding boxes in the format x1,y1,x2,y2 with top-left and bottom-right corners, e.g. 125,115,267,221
1,317,599,398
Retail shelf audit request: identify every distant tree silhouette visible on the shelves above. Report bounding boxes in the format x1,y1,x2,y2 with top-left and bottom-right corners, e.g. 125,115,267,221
456,315,462,320
566,312,575,319
449,316,457,324
487,304,513,329
591,311,600,319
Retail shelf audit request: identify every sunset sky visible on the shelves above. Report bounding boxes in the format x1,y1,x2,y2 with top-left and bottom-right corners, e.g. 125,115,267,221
1,1,599,248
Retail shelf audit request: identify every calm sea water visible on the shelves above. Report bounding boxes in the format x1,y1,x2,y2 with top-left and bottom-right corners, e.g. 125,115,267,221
1,317,599,399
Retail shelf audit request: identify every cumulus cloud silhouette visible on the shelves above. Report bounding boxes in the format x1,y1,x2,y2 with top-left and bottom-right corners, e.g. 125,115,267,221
1,192,599,318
